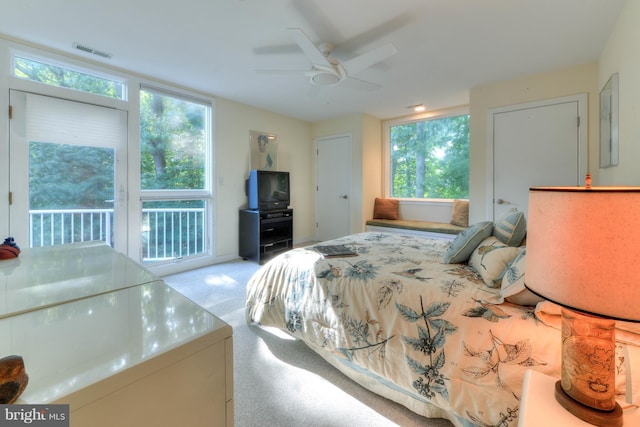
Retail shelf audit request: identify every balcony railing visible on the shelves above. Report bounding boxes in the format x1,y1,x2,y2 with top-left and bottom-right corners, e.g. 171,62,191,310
142,208,206,261
29,209,114,248
29,208,206,262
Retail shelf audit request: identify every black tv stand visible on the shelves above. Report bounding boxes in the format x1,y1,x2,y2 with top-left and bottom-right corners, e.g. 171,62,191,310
239,209,293,264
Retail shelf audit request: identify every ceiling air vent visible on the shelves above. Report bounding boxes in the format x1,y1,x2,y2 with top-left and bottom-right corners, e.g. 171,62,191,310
73,43,112,59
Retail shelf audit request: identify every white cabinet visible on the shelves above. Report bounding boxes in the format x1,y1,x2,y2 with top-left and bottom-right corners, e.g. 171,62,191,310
0,242,233,427
519,370,638,427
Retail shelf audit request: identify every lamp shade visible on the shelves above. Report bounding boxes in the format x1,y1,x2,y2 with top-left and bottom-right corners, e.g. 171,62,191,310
525,186,640,322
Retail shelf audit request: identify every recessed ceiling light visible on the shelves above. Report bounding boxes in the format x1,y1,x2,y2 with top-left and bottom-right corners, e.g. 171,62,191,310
407,104,426,112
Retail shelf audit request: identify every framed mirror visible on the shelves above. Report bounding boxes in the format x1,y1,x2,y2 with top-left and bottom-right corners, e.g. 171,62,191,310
600,72,619,168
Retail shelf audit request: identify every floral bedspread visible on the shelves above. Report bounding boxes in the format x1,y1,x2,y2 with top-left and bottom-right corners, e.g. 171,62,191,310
245,232,636,427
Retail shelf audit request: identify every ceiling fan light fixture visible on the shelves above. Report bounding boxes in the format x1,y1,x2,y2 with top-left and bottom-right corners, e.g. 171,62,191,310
311,72,341,86
262,28,395,91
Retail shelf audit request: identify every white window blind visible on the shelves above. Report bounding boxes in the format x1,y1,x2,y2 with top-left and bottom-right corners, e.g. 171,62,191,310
25,93,125,148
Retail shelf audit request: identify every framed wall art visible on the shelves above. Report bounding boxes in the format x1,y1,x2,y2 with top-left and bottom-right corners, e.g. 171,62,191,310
600,72,619,168
250,130,278,170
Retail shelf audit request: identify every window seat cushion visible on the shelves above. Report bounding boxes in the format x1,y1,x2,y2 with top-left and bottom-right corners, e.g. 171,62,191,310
365,218,464,235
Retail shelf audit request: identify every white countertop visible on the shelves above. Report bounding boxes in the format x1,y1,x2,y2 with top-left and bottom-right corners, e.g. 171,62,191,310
0,241,231,406
3,281,229,404
0,241,158,319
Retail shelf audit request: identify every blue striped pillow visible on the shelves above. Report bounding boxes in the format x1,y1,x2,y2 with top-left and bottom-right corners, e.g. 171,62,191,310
444,221,493,263
493,208,526,246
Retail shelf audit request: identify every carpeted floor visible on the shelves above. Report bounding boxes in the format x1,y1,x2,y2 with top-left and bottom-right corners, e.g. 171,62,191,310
163,260,453,427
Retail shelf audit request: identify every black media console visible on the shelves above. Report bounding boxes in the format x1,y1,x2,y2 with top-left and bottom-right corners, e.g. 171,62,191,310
239,209,293,264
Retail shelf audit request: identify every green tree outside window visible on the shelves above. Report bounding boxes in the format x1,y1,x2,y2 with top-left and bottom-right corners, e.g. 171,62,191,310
390,114,469,199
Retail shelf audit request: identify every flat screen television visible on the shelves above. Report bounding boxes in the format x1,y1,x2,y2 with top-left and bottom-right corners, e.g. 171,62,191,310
246,170,290,211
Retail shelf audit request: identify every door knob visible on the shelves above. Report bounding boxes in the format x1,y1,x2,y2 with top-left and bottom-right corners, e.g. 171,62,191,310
496,198,510,205
340,195,348,199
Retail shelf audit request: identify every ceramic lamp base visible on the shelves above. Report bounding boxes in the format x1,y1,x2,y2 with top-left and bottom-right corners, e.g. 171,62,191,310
555,381,623,427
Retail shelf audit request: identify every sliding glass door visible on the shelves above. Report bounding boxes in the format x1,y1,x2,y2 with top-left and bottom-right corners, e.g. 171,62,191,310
9,90,128,252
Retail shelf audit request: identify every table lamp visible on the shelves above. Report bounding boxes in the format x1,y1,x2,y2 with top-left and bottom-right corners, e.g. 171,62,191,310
525,185,640,427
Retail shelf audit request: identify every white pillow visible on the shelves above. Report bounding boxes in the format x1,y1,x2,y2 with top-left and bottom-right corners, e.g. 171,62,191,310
500,247,545,306
468,236,520,288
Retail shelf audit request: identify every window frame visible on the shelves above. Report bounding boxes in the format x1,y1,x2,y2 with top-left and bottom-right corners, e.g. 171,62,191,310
382,105,469,201
11,49,128,101
138,84,214,265
3,40,217,274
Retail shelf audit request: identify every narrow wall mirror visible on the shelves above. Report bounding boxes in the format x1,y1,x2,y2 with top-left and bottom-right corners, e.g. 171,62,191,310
600,72,619,168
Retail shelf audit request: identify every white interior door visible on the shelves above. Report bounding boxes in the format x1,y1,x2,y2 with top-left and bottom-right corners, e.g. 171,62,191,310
488,94,587,219
315,135,351,241
9,91,128,251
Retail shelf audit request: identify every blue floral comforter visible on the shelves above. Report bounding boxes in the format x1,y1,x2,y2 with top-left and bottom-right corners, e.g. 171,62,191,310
245,232,636,427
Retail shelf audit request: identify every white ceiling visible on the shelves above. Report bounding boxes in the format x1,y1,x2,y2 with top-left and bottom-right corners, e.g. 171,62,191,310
1,0,625,122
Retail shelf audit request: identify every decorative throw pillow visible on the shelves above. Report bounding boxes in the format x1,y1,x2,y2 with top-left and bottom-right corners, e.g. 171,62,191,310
500,247,545,306
493,208,527,246
468,236,520,288
444,221,493,264
373,198,399,220
450,199,469,227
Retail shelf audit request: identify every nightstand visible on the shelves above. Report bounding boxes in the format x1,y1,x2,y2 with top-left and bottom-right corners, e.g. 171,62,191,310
519,370,640,426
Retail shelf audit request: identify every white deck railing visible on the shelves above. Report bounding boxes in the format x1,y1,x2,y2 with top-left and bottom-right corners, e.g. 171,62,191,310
141,208,206,261
29,208,206,261
29,209,114,248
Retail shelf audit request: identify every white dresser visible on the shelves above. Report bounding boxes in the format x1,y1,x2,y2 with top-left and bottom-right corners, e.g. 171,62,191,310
0,242,233,427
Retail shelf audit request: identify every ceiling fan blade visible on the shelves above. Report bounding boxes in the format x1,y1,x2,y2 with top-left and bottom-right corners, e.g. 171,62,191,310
255,68,308,75
288,27,333,68
341,43,397,76
343,76,381,92
252,44,301,55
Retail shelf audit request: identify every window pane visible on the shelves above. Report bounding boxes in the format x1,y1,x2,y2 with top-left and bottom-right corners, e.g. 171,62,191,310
390,114,469,199
29,142,115,247
141,200,207,262
140,89,208,190
14,56,125,100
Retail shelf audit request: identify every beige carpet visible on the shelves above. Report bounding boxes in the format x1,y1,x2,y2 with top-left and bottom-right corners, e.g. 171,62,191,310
164,260,453,427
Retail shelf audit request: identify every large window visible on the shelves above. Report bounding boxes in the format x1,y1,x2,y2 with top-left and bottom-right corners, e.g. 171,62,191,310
7,47,214,271
386,111,469,199
139,87,211,263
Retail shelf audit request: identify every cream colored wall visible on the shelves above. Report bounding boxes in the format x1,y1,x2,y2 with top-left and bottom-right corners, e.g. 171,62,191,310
311,113,381,234
214,98,313,258
362,114,383,230
598,0,640,186
468,63,599,224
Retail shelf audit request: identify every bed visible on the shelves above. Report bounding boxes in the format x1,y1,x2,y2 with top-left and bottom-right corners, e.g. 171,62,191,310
245,210,640,427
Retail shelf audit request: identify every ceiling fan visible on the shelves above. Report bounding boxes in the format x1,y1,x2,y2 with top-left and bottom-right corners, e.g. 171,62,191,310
257,28,397,90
